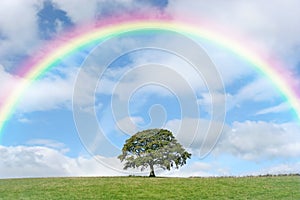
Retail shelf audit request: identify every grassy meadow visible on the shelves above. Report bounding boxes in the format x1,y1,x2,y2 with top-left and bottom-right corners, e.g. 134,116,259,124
0,175,299,199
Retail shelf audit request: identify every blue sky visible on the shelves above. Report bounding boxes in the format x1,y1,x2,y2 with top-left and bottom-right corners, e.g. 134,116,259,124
0,0,300,178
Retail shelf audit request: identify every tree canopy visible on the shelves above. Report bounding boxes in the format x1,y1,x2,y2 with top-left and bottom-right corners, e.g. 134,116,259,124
118,128,191,177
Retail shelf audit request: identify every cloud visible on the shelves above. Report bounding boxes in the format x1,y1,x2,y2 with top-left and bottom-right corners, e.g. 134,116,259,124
0,144,183,178
165,117,300,162
109,64,202,101
16,68,77,113
0,145,124,178
206,48,255,87
17,117,32,124
1,137,299,178
0,64,79,114
0,65,22,103
223,77,280,112
73,34,219,119
116,116,144,135
235,78,279,102
164,118,228,158
253,162,300,175
162,161,214,177
52,0,167,25
88,30,227,97
197,92,229,115
0,0,42,67
26,139,67,150
167,0,300,66
0,144,228,178
92,40,213,98
217,121,300,161
256,102,292,115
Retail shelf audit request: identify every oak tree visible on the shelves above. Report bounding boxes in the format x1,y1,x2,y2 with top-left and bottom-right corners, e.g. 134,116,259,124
118,129,191,177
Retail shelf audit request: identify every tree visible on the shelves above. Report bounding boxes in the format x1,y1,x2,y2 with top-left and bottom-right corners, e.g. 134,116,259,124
118,128,191,177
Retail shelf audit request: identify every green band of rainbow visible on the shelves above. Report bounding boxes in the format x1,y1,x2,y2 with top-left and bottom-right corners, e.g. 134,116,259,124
1,18,299,140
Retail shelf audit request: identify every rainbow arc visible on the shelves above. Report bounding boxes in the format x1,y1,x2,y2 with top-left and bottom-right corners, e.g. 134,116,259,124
1,17,299,138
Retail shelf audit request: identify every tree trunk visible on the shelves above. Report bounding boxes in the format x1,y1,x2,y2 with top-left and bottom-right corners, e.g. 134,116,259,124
149,164,155,177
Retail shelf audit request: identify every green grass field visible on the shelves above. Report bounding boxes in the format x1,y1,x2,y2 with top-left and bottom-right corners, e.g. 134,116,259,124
0,175,299,199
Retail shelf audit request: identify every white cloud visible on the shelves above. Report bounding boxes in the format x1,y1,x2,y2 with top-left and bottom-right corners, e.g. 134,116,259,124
26,139,67,150
225,77,280,112
1,137,299,179
17,70,76,113
167,0,300,66
164,118,228,158
90,31,226,99
52,0,165,25
0,65,22,104
197,92,229,115
0,0,41,62
162,161,214,177
116,116,144,135
109,64,202,101
0,145,124,178
0,144,188,178
254,162,300,175
0,65,78,113
256,102,292,115
164,117,300,162
217,121,300,160
206,49,255,87
18,117,32,124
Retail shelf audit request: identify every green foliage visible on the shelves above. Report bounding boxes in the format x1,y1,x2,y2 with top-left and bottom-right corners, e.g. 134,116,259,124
0,176,299,199
118,129,191,175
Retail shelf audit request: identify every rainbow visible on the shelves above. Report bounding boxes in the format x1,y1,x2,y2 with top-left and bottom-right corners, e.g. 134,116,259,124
1,16,300,139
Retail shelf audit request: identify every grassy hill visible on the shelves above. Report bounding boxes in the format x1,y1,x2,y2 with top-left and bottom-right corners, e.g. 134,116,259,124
0,175,299,199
